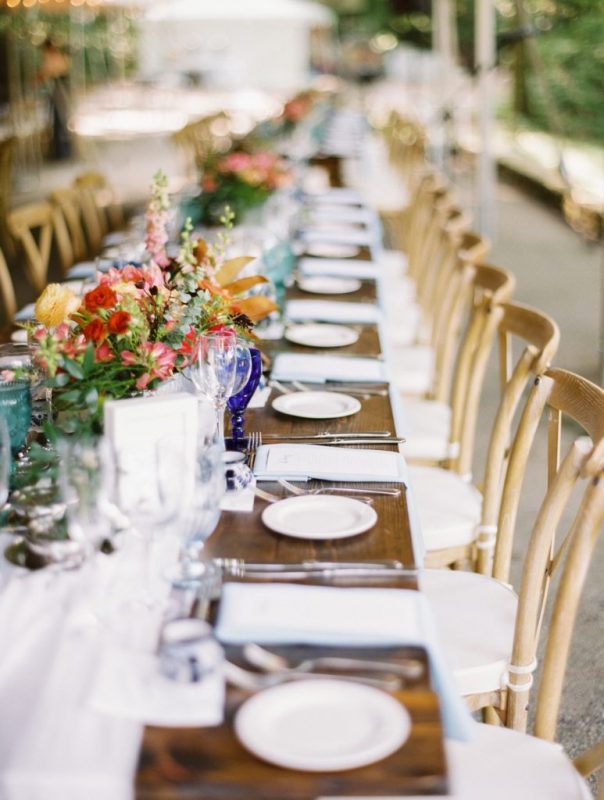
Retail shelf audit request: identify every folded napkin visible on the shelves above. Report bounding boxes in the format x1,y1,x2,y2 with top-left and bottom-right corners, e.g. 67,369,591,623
286,300,381,325
253,443,407,483
301,227,376,248
220,483,255,513
13,303,35,322
66,260,99,279
247,385,272,409
89,648,224,727
305,188,364,206
305,206,375,226
298,257,378,281
271,353,387,384
215,583,474,741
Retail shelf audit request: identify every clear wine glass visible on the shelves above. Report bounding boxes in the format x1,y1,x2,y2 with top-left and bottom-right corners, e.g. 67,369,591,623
57,436,115,555
166,436,225,594
190,331,241,442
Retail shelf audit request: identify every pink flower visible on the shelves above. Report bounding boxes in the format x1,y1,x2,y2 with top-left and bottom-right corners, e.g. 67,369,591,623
144,341,177,379
95,342,114,362
1,369,15,382
136,373,151,391
120,350,137,366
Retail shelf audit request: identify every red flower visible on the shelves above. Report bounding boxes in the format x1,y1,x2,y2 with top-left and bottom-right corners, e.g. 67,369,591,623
107,310,131,335
83,285,117,312
82,318,106,344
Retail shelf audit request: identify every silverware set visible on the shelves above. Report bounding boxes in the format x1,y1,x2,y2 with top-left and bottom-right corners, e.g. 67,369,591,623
247,431,404,447
224,643,424,692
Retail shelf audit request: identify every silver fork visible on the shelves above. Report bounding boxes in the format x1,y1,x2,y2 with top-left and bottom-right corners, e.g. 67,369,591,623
278,478,400,499
225,660,401,692
246,431,261,469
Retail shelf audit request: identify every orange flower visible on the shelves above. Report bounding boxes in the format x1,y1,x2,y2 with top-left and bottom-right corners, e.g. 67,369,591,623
82,318,106,344
107,310,131,335
84,285,117,312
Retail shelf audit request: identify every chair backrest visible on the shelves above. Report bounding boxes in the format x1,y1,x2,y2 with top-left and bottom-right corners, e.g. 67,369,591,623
7,202,54,293
50,188,88,264
475,302,560,573
74,171,124,231
74,185,104,255
445,262,516,476
494,369,604,738
0,246,17,323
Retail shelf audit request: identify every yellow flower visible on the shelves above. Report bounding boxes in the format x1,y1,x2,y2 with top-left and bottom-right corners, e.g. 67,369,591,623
34,284,80,328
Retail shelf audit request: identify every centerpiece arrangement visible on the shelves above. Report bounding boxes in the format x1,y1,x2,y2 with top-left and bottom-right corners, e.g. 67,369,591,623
189,149,293,227
30,171,277,435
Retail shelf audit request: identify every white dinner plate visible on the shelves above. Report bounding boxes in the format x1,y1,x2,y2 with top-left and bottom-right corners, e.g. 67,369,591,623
235,679,410,771
285,323,359,349
272,391,361,419
261,494,377,540
305,243,361,259
297,276,362,295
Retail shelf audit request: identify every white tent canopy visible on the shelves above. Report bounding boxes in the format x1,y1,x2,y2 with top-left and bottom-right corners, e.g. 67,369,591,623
138,0,334,91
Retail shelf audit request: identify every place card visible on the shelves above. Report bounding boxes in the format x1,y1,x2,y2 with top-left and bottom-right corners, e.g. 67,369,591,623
103,392,198,511
253,443,407,483
286,299,382,325
271,353,387,384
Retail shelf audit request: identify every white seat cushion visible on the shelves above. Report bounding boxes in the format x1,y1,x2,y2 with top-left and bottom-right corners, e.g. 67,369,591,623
402,400,457,461
392,346,434,396
409,466,482,551
379,248,408,275
318,723,591,799
386,305,421,347
421,569,517,697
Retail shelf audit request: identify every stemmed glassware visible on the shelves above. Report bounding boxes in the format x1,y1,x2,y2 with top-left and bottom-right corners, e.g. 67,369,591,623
166,434,225,596
190,331,251,442
0,417,10,508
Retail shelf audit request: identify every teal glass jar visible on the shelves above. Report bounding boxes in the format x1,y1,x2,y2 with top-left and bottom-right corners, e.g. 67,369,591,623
0,379,32,455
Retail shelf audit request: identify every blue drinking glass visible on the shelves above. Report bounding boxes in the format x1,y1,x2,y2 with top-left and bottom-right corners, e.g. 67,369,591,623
226,348,263,450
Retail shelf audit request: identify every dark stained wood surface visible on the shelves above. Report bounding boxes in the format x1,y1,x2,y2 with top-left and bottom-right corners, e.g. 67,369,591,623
138,264,447,796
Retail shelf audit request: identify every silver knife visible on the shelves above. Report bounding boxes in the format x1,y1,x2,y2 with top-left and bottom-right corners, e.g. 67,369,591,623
214,559,408,573
260,431,392,440
231,567,419,580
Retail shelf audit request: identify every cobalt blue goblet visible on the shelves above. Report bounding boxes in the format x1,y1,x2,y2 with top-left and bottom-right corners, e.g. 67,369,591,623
227,348,263,450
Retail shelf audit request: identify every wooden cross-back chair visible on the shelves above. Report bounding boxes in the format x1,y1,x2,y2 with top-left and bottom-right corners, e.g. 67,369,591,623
74,184,104,257
0,136,16,260
73,172,124,232
7,202,54,293
410,302,559,570
422,369,604,736
400,261,516,472
50,188,88,265
0,246,17,325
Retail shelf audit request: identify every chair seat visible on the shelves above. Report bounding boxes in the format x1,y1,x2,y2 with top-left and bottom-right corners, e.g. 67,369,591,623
386,305,422,347
401,400,456,461
409,466,481,551
379,248,408,275
318,724,590,799
392,346,434,396
421,569,517,697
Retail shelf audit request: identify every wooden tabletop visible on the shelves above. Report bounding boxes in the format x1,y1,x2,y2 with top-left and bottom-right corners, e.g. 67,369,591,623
136,274,444,798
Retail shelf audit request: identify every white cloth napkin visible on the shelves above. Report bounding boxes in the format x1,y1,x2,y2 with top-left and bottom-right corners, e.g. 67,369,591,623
247,385,272,409
215,583,473,742
298,257,378,280
301,227,376,247
286,300,382,325
305,206,376,225
253,443,407,483
220,483,255,513
13,303,35,322
305,188,365,206
66,260,98,279
89,648,225,727
271,353,387,384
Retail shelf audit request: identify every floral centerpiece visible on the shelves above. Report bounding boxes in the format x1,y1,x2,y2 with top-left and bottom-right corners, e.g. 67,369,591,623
189,150,293,226
31,172,277,434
